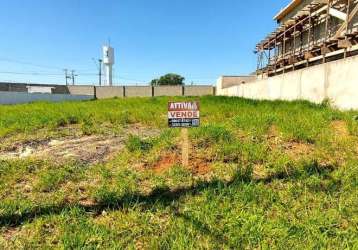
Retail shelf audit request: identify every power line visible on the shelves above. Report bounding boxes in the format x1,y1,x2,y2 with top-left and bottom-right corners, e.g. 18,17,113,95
113,76,148,83
0,70,99,77
0,58,99,76
0,71,64,76
0,58,64,71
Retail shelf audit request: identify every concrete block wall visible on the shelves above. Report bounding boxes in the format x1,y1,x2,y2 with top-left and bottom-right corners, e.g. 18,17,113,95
0,83,28,92
68,86,95,96
94,86,215,98
0,82,215,100
184,86,215,96
96,86,124,99
217,54,358,110
154,86,183,96
125,86,153,97
52,85,71,94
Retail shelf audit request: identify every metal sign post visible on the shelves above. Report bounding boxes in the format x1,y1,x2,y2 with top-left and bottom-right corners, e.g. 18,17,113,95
168,101,200,167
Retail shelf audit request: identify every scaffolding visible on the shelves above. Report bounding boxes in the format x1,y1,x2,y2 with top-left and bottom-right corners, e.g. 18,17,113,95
256,0,358,78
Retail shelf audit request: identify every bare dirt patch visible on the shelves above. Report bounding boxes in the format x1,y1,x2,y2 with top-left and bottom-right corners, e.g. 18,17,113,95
282,141,314,158
143,152,212,176
0,126,160,164
269,139,314,158
1,227,18,241
266,125,314,158
152,153,179,174
191,159,212,175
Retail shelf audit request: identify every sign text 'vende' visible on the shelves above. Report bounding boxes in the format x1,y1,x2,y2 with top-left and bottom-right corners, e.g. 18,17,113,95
168,101,200,128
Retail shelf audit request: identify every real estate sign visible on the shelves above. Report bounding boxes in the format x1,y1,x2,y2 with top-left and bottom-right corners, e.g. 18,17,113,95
168,101,200,128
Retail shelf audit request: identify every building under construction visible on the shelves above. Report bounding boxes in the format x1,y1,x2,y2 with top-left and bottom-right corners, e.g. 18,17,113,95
256,0,358,77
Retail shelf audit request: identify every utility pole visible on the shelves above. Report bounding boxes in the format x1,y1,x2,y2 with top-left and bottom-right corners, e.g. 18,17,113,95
70,70,78,85
92,58,103,86
98,59,102,86
64,69,70,85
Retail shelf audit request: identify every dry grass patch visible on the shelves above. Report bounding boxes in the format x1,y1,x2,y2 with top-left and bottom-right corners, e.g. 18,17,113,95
331,120,350,138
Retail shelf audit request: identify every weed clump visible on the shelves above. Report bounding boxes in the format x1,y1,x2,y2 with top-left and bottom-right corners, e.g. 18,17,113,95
55,116,79,128
81,117,97,135
67,115,79,125
126,135,153,152
56,118,68,128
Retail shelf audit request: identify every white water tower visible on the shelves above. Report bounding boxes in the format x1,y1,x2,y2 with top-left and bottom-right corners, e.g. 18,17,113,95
102,45,115,86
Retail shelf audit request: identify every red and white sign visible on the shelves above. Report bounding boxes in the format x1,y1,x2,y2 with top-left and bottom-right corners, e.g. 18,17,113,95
168,101,200,128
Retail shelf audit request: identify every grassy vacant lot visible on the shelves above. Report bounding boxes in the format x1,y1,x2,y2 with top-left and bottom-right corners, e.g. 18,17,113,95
0,96,357,249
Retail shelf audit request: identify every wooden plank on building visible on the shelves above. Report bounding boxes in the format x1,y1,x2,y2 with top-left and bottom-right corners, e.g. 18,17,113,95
321,45,331,54
304,52,314,59
338,39,353,48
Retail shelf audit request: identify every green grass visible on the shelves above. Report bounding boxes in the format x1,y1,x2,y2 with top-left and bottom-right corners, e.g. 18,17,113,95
0,96,358,249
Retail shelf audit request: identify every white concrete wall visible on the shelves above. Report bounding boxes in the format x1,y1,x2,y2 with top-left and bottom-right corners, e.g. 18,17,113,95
216,76,256,94
326,56,358,110
217,55,358,110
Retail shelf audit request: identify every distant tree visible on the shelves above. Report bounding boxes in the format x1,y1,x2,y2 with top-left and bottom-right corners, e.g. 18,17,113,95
151,73,185,86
